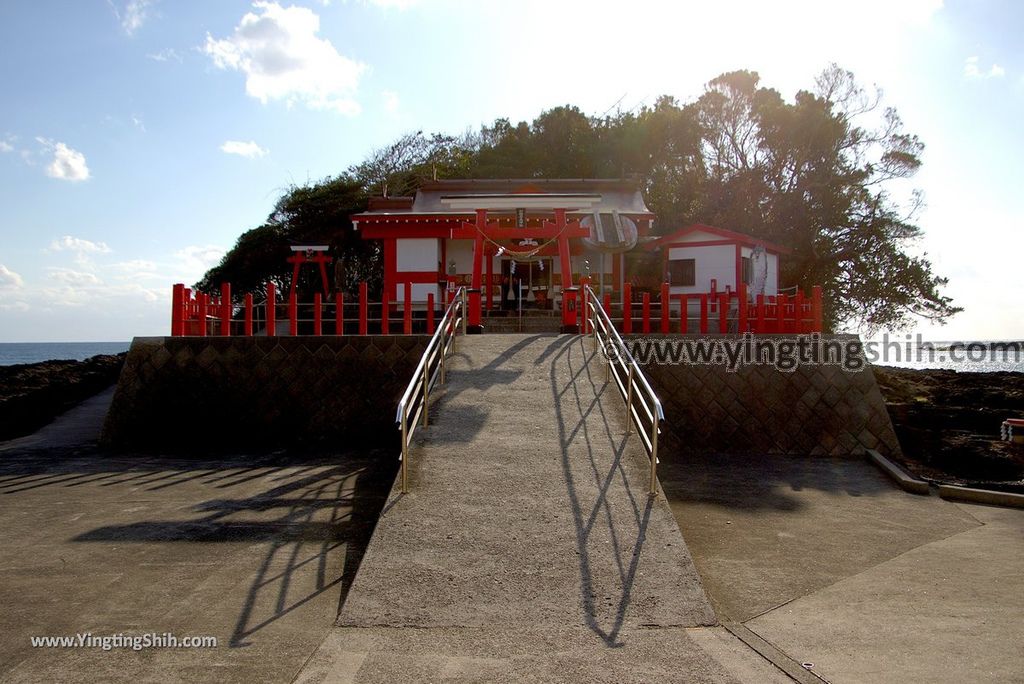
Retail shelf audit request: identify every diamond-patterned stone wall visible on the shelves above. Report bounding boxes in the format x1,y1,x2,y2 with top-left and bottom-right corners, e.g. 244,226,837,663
101,336,428,451
632,334,903,458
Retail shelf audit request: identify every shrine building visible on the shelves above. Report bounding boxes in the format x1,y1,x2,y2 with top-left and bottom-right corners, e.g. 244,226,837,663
351,178,784,330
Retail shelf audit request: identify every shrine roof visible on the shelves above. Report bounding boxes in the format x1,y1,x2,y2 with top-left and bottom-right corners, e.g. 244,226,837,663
353,178,653,221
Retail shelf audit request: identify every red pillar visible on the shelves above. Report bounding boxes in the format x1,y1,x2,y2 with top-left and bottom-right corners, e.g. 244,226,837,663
485,245,493,311
776,294,787,332
718,293,729,333
469,209,485,329
220,283,231,336
794,290,805,333
244,293,253,336
660,283,670,334
171,283,184,336
266,282,276,337
359,282,368,335
313,292,322,336
603,293,611,315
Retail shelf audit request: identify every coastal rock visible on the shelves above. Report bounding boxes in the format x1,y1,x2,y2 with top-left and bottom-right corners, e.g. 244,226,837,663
0,354,125,441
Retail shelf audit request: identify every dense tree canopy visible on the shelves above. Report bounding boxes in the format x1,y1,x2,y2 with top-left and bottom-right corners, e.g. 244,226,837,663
199,64,959,331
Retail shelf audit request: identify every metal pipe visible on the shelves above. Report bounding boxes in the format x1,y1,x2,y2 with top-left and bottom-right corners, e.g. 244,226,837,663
625,365,634,436
401,407,409,493
650,419,659,497
422,359,429,427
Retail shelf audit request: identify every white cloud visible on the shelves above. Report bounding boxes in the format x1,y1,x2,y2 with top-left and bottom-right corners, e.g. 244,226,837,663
964,56,1005,79
112,259,160,281
366,0,418,8
49,236,112,255
203,1,366,115
382,89,400,114
47,268,102,287
147,47,181,63
220,140,269,158
0,264,24,290
36,138,90,182
175,245,226,278
131,115,146,132
109,0,156,36
0,140,12,153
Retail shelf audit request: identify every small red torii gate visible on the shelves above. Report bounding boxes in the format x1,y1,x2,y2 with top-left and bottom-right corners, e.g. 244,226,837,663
287,244,332,300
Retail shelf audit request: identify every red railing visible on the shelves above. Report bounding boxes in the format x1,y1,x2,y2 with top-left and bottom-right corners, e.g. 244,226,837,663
171,282,442,337
172,281,823,337
575,281,823,335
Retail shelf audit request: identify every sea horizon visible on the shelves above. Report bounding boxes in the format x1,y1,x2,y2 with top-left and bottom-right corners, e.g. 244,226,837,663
1,338,1022,372
0,342,131,366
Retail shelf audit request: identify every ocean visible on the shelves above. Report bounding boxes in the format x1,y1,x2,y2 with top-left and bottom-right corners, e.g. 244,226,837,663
0,342,131,366
0,339,1021,372
864,339,1024,373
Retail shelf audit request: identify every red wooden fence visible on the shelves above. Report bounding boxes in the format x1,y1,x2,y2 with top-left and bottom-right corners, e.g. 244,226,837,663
171,281,823,337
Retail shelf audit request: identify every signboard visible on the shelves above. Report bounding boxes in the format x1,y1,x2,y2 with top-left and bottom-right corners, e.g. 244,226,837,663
515,208,526,228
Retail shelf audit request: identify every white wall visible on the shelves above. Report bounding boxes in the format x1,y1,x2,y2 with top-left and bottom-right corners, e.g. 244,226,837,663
396,238,439,272
445,239,475,275
395,282,438,305
739,246,779,296
667,244,736,295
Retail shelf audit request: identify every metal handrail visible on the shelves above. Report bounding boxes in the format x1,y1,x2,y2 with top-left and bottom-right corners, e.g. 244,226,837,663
395,287,467,493
583,284,665,496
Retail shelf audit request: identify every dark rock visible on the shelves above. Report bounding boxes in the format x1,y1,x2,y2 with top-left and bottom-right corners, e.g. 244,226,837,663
0,354,125,440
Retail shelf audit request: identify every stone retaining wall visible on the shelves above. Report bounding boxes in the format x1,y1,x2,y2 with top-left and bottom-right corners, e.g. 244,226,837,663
632,334,903,457
102,336,428,451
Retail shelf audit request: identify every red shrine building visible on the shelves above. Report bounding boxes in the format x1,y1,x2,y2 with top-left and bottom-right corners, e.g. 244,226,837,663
351,178,783,329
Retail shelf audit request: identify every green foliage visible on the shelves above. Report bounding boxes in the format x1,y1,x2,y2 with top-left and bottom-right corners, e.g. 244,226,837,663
198,64,959,331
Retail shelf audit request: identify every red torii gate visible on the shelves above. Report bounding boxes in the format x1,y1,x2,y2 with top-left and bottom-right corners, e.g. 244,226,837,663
287,244,332,300
460,208,589,330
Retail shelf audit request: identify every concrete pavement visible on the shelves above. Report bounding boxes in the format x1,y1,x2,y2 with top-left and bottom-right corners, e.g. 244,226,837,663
661,449,1024,683
299,334,788,682
2,340,1022,683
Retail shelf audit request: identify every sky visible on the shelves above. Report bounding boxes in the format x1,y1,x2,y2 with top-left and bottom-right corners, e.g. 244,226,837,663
0,0,1021,342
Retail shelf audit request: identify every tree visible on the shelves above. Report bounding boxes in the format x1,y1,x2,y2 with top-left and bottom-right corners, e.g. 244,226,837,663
690,66,959,330
198,65,959,332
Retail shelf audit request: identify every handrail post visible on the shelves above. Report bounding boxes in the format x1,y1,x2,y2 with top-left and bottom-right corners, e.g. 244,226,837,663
421,358,429,427
461,287,468,335
439,322,447,384
650,417,659,497
625,365,634,435
401,406,409,493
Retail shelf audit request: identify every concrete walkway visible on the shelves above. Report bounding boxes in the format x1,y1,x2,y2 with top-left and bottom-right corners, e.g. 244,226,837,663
297,334,788,683
662,450,1024,683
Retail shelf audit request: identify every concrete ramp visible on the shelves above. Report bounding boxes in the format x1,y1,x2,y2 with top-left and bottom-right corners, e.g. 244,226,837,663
293,336,785,682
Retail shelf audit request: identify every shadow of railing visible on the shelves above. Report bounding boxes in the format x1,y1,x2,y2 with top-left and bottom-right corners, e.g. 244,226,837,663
12,450,401,648
548,337,653,647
